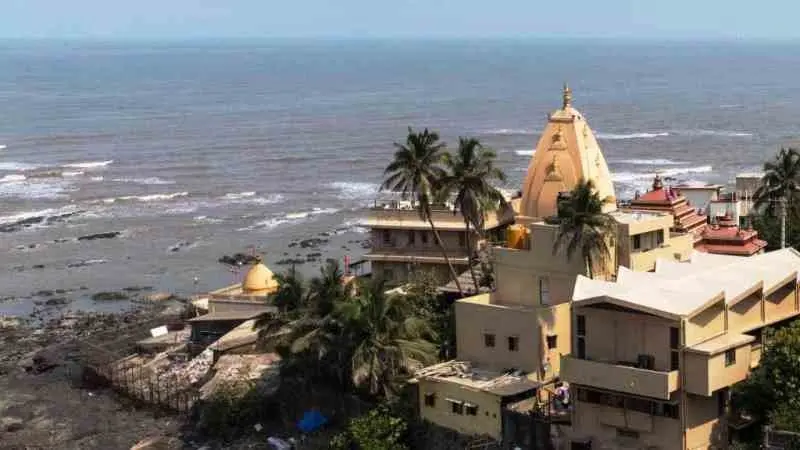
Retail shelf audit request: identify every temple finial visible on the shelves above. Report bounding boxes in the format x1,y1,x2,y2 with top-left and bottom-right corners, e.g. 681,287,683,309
652,173,663,190
562,82,572,109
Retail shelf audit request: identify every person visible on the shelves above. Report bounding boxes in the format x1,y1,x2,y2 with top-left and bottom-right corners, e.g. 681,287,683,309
555,382,569,409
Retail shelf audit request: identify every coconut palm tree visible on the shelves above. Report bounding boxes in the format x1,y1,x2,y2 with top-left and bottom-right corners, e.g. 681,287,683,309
439,137,507,292
381,127,464,295
339,280,438,398
754,148,800,249
553,179,617,279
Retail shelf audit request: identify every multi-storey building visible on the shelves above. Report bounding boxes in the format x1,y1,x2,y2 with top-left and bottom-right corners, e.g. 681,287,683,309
563,248,800,450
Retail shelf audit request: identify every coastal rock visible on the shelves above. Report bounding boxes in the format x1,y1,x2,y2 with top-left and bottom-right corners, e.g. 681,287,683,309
299,238,328,249
66,259,107,268
168,241,192,252
143,292,171,303
131,436,183,450
77,231,121,241
218,253,259,266
1,416,24,433
275,258,305,266
91,292,129,302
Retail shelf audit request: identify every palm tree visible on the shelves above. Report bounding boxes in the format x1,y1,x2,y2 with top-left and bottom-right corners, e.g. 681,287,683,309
553,179,617,279
754,148,800,249
439,137,507,292
338,280,438,398
381,127,464,295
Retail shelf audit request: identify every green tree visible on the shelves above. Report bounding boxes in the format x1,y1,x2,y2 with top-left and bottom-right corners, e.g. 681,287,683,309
734,321,800,429
382,127,464,295
331,406,409,450
754,148,800,248
553,179,617,279
340,280,438,398
439,137,507,293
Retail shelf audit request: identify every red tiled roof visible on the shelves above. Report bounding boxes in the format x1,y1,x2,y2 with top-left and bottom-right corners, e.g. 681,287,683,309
694,239,767,256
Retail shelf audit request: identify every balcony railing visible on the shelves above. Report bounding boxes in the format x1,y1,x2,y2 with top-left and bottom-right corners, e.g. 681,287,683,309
561,356,679,400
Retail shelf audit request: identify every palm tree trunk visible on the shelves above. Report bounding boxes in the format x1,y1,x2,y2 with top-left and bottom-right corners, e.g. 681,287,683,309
427,217,464,296
464,220,480,294
585,255,594,279
781,194,788,249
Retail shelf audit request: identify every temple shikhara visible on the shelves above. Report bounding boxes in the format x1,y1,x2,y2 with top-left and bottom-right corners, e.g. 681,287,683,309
412,85,787,450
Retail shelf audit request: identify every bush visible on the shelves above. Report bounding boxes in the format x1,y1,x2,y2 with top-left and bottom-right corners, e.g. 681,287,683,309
330,406,408,450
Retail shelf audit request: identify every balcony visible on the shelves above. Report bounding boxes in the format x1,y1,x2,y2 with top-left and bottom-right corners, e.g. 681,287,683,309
561,356,679,400
364,247,470,265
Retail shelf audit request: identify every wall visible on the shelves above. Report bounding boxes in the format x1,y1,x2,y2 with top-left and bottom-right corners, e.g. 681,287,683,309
493,222,603,309
615,221,693,272
685,393,725,449
727,292,763,333
571,396,683,450
680,189,719,215
684,301,725,346
764,281,797,324
210,299,270,314
417,378,503,440
370,228,473,254
576,304,678,372
684,344,751,396
371,261,456,286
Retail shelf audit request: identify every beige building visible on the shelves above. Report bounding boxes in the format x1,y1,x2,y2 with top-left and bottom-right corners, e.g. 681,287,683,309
363,198,515,288
563,248,800,450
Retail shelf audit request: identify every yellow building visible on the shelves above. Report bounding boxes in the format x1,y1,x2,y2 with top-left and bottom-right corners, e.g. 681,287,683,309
563,248,800,450
363,197,515,288
414,86,696,442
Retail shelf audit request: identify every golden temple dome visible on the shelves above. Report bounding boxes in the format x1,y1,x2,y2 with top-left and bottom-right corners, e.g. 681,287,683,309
519,84,617,218
242,258,279,294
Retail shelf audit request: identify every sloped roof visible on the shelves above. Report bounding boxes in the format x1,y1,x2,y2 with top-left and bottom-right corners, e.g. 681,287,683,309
574,248,800,319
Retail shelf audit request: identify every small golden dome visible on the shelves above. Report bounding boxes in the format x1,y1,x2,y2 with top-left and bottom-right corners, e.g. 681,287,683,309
242,260,279,294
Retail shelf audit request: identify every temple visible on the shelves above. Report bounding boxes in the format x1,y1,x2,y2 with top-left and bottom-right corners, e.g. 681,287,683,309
519,84,616,220
413,86,788,449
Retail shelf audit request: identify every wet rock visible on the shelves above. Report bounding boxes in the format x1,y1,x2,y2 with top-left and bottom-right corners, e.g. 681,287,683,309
35,290,53,297
168,241,192,252
1,417,24,433
131,436,183,450
143,292,171,303
275,258,306,266
91,291,129,302
39,297,70,306
123,286,153,292
299,238,328,249
31,264,45,269
77,231,120,241
288,242,298,248
66,259,107,268
218,253,259,266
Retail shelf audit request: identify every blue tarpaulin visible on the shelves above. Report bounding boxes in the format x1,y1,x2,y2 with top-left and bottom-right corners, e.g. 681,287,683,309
297,410,327,433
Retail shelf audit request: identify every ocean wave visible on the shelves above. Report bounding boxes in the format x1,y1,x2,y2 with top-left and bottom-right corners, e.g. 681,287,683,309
596,132,670,140
112,177,175,185
613,158,686,166
514,149,536,156
338,218,369,234
90,176,104,182
612,165,713,183
0,144,6,150
331,181,379,201
222,191,256,200
484,128,536,136
0,162,38,171
101,192,189,204
194,215,223,224
63,160,113,169
0,174,26,182
239,207,341,232
0,178,73,200
62,171,84,177
683,130,753,138
0,205,82,232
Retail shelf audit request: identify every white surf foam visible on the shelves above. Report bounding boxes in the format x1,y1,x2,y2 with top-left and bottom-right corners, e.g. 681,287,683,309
220,192,284,205
0,174,26,182
0,205,81,226
101,192,189,204
61,171,84,177
331,181,379,201
0,179,73,199
614,158,686,166
485,128,535,135
687,130,753,137
239,207,341,232
112,177,175,185
514,149,536,156
596,132,670,140
63,160,113,169
222,191,256,200
612,165,713,183
0,145,6,150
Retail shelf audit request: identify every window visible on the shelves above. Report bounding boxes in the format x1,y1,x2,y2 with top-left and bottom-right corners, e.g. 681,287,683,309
539,277,551,305
382,230,391,244
424,393,436,407
578,388,679,420
408,230,415,246
725,349,736,367
458,232,466,247
465,404,478,416
617,429,640,439
383,268,393,281
508,336,519,352
547,335,558,350
576,315,586,359
421,231,429,244
449,400,464,415
632,234,641,250
484,333,496,348
656,230,665,246
670,327,680,370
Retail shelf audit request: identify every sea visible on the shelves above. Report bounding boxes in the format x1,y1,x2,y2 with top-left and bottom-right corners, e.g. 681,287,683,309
0,38,797,315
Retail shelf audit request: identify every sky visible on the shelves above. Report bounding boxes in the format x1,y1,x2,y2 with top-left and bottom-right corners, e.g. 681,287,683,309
3,0,800,40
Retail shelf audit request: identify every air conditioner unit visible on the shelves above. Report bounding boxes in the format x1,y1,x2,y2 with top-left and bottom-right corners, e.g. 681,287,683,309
637,354,655,370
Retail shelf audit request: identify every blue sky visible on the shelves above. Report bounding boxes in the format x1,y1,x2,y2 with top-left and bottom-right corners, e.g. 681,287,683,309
3,0,800,40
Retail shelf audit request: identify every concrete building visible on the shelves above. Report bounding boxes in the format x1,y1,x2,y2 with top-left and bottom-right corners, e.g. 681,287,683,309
363,197,515,288
627,175,708,243
563,248,800,450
